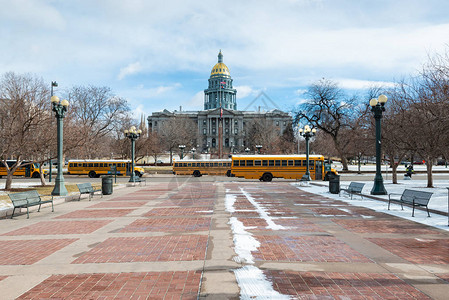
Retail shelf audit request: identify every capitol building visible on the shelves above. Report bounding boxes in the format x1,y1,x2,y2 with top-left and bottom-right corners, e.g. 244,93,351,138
147,51,292,153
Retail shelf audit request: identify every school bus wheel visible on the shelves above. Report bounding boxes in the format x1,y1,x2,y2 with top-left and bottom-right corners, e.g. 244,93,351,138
88,171,97,178
31,172,40,178
262,173,273,182
193,170,201,177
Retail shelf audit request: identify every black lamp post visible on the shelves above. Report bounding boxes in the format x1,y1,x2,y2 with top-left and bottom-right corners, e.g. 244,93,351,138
256,145,262,154
299,125,316,181
124,126,142,183
51,95,69,196
49,81,58,183
370,94,388,195
179,145,186,160
191,147,196,159
245,147,250,154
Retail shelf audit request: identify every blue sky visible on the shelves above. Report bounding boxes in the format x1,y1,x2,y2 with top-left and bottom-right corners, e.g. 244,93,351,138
1,0,449,119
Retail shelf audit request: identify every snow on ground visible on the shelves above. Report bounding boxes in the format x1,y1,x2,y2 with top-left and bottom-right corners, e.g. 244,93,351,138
294,179,449,231
234,265,292,300
226,187,293,299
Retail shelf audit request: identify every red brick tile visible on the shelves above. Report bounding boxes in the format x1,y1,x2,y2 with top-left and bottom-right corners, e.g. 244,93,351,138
2,220,112,236
143,207,213,217
56,209,134,219
253,235,371,263
264,270,431,299
17,271,201,299
369,238,449,264
72,235,208,263
87,201,147,208
120,217,212,232
334,219,439,234
0,239,77,265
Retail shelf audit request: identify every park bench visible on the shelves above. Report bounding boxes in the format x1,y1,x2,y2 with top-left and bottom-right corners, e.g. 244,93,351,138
388,189,433,217
76,183,102,201
8,190,54,219
339,182,365,199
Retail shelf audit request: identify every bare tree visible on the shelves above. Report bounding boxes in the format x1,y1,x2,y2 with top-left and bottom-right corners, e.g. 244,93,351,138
158,117,197,164
293,78,359,170
0,72,52,189
65,86,131,159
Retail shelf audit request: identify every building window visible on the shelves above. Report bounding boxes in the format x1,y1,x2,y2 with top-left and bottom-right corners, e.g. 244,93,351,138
203,128,207,135
154,121,157,126
235,128,238,135
283,121,286,126
225,128,229,133
276,121,279,126
235,120,238,125
203,120,206,124
212,129,216,134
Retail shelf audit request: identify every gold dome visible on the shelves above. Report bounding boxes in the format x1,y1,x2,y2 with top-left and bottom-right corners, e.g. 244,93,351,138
210,62,230,76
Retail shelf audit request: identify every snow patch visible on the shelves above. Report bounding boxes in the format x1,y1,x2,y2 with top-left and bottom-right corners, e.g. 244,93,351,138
234,265,293,300
228,217,259,264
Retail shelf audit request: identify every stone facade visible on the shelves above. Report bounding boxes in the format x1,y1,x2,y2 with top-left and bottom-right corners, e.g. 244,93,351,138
147,51,292,153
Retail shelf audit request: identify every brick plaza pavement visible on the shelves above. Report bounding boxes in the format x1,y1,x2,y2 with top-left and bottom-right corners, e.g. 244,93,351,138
0,177,448,299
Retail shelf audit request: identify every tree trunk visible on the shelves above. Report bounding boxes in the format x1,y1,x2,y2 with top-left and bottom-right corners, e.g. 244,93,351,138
391,163,398,184
426,158,433,188
5,173,13,190
333,138,348,170
39,166,47,187
169,150,173,165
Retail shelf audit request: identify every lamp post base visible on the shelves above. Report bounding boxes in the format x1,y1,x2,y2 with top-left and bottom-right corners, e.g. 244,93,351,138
300,174,311,181
370,176,387,195
51,178,68,196
129,176,140,183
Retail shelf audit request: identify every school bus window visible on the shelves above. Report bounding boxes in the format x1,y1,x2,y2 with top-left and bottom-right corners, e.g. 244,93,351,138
294,160,300,166
240,160,245,166
246,160,253,167
83,163,87,167
214,163,219,167
302,160,307,166
275,160,281,166
174,163,178,167
188,163,191,167
201,163,205,167
234,160,240,166
281,160,287,166
262,160,268,166
255,160,261,166
269,160,274,166
205,163,210,167
228,163,231,167
288,160,293,166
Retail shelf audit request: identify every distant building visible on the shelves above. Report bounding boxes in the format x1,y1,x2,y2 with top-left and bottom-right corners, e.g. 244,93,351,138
147,51,292,153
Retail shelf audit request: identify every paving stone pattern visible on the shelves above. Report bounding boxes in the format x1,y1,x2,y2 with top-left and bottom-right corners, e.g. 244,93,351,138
265,270,432,299
0,239,77,265
17,271,201,300
2,220,113,236
368,237,449,265
120,217,212,232
56,208,134,219
1,179,448,299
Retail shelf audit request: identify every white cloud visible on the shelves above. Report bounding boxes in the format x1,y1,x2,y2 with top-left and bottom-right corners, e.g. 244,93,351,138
235,85,258,98
187,91,204,109
295,89,307,96
336,78,396,90
118,62,143,80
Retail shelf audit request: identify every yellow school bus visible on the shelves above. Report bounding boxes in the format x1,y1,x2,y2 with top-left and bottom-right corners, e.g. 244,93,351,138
173,159,232,177
0,160,47,178
68,160,145,178
231,154,338,182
